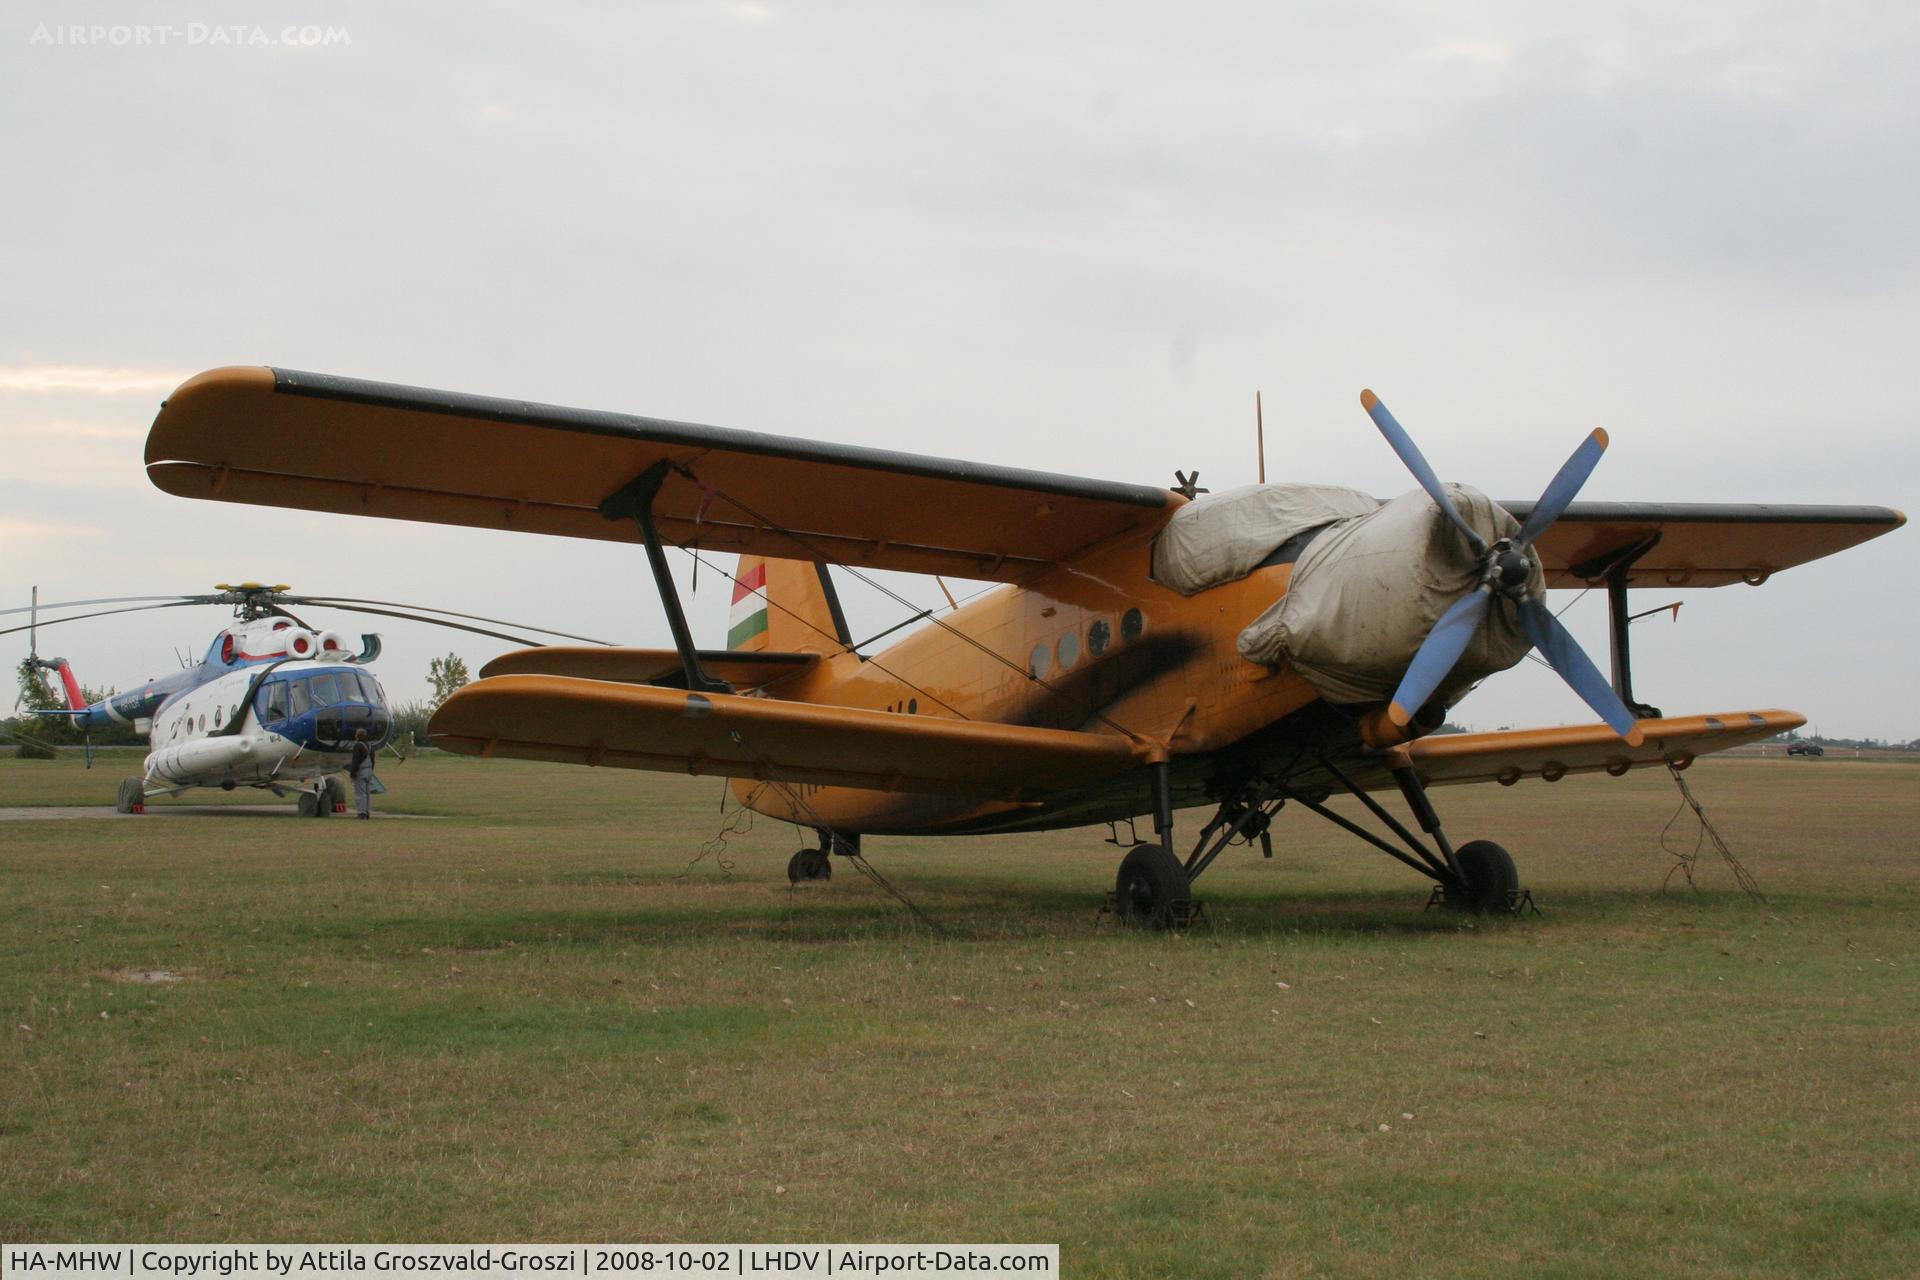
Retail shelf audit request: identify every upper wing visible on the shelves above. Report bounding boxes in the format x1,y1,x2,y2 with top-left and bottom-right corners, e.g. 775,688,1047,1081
1501,500,1904,588
428,675,1141,798
479,646,818,691
145,367,1176,583
1392,709,1804,788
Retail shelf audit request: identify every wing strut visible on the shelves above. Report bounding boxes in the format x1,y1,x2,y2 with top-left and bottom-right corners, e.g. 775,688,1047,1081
1574,533,1665,720
599,462,733,695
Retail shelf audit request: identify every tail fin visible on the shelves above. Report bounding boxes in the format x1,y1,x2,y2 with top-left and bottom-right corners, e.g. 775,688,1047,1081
25,658,88,712
727,556,850,656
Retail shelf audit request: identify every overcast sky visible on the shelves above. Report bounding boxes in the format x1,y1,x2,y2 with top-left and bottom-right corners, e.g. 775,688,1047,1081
3,1,1914,740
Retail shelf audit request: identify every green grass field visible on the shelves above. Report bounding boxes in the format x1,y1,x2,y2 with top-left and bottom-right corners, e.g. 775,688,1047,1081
2,752,1915,1277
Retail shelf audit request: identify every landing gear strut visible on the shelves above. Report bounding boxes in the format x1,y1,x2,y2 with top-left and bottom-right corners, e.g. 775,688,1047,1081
1112,751,1533,922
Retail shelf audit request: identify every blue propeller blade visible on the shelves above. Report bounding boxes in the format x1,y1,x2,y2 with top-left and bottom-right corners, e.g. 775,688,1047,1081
1361,389,1487,558
1517,427,1610,549
1388,588,1492,726
1519,598,1645,744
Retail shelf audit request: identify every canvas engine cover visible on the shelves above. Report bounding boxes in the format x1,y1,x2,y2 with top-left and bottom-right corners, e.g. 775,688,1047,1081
1237,484,1542,708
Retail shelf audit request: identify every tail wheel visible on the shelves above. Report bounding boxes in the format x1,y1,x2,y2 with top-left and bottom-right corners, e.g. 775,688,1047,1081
116,777,144,814
1452,840,1519,913
1115,842,1189,928
786,849,832,883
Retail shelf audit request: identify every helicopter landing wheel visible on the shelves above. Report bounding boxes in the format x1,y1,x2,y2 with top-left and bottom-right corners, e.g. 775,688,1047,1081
787,849,832,883
297,789,330,818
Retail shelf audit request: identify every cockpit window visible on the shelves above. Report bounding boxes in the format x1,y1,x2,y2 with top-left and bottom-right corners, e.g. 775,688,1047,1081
287,680,311,718
263,683,288,723
311,673,341,706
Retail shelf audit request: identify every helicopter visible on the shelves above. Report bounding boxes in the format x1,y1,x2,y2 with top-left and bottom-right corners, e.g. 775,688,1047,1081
4,583,605,816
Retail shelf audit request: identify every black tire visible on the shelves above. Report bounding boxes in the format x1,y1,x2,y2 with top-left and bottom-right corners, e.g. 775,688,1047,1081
116,777,144,814
297,791,322,818
1115,842,1189,927
1452,840,1519,914
325,776,349,812
787,849,831,883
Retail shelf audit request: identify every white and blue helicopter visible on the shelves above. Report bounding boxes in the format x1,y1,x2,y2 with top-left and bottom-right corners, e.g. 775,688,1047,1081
5,583,605,816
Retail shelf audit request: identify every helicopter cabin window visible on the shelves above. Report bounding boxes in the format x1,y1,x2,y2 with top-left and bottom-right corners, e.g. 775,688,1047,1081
1088,617,1113,657
1150,483,1380,595
311,673,342,706
1029,643,1051,679
213,707,222,727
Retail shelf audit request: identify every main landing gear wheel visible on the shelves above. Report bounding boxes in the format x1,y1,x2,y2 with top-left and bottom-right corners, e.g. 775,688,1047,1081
787,849,832,883
298,789,331,818
1115,842,1190,928
1451,840,1519,914
116,777,144,814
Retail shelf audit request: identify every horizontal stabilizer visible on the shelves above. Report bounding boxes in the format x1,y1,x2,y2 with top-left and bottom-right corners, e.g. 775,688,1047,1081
1397,709,1804,788
429,675,1140,798
479,646,818,690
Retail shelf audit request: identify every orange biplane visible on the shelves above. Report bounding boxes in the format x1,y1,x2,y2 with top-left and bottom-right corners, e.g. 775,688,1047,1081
144,368,1904,921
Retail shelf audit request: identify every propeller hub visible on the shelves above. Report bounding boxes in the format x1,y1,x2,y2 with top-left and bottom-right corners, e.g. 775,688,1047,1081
1492,544,1532,595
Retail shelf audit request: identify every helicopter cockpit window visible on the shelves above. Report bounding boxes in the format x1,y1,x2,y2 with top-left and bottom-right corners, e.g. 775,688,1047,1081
261,682,289,724
311,673,342,706
287,680,311,719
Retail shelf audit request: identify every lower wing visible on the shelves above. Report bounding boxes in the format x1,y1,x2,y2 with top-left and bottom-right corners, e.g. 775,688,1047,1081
479,646,818,691
1398,709,1804,787
428,675,1140,799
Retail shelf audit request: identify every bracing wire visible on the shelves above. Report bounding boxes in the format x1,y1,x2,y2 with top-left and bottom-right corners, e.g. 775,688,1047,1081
672,463,1144,742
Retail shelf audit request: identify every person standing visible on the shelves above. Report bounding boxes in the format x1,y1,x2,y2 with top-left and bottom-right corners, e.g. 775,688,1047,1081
349,727,375,819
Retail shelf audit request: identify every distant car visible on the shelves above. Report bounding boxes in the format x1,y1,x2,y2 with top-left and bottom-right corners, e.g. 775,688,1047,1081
1787,742,1825,757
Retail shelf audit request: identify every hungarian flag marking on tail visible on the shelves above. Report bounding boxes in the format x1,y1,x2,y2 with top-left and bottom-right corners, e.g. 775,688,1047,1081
728,560,770,649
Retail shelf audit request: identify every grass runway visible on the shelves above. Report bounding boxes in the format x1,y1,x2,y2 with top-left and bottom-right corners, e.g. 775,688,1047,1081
1,751,1915,1276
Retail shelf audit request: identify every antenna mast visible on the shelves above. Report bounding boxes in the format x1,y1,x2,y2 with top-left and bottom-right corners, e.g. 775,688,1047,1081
1255,391,1266,483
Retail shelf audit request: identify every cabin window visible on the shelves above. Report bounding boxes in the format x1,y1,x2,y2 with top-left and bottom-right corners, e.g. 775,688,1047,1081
1057,630,1081,669
1029,643,1051,679
198,715,206,733
908,698,917,714
1121,608,1146,644
1088,618,1112,658
311,673,341,706
213,707,222,727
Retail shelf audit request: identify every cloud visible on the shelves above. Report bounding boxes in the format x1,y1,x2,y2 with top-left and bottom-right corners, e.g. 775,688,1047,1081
0,515,105,542
0,367,186,395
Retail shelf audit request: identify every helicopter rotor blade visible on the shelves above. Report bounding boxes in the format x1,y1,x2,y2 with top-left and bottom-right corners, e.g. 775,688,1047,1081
0,600,212,640
2,594,207,617
292,597,612,646
279,601,556,648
